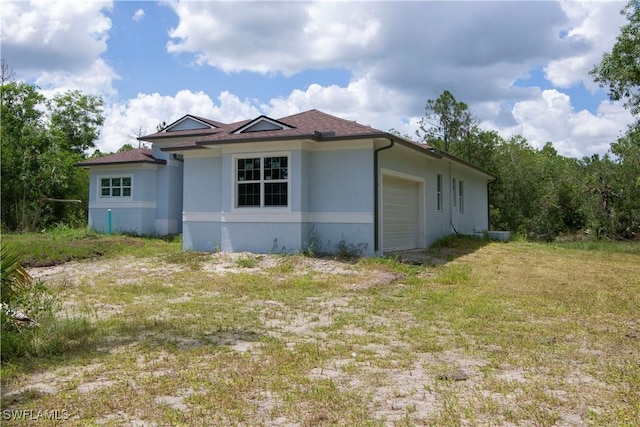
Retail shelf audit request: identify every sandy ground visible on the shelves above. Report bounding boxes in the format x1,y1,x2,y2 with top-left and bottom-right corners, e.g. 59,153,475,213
3,251,611,426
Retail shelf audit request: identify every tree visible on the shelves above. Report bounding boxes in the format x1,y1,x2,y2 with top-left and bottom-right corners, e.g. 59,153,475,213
1,82,47,230
48,90,104,154
117,143,135,152
1,82,103,231
416,90,479,157
590,0,640,239
590,0,640,120
609,126,640,238
1,59,15,84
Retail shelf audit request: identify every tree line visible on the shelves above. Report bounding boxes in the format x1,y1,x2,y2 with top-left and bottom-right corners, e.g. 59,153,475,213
411,102,639,240
402,0,639,241
1,1,638,240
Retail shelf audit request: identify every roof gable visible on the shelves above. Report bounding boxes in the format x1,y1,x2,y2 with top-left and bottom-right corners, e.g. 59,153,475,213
165,115,218,132
232,115,293,134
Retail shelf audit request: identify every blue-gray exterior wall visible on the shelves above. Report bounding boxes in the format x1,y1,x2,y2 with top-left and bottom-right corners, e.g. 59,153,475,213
182,155,222,250
85,146,184,236
153,147,183,234
87,166,158,235
378,144,489,248
182,144,375,255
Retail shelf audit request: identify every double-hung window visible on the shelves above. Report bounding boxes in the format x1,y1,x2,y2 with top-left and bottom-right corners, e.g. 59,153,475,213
436,174,443,212
452,178,457,208
100,177,131,198
236,156,288,207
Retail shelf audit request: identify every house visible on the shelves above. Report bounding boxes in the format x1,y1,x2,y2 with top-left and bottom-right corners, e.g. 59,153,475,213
76,109,495,255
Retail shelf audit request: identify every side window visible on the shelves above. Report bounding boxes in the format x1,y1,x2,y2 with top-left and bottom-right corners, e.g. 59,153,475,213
100,177,132,198
459,180,464,213
436,174,443,212
452,178,457,208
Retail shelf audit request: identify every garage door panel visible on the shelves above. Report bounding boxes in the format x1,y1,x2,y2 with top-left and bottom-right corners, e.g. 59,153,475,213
383,175,420,251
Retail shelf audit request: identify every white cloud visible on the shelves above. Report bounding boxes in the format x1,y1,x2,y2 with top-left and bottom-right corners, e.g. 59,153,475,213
264,75,414,136
490,89,632,158
166,1,379,75
6,0,634,159
98,90,259,153
132,9,145,22
35,58,119,98
544,1,627,90
1,0,113,76
97,83,632,159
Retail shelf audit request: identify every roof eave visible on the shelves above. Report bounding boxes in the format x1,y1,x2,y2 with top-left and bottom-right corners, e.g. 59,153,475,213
433,149,497,180
138,130,220,142
74,159,167,168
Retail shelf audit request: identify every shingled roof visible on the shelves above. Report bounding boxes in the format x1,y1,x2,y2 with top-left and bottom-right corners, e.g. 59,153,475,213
162,109,390,151
139,114,225,141
75,148,167,167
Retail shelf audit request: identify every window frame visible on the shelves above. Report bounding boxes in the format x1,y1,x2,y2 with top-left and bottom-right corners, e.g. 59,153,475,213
459,180,464,213
436,174,443,212
98,175,133,199
233,153,290,209
452,178,457,209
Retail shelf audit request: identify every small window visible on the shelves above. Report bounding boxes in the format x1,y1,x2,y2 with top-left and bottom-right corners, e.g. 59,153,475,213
100,176,132,198
459,180,464,213
452,178,457,208
436,174,443,212
236,155,288,207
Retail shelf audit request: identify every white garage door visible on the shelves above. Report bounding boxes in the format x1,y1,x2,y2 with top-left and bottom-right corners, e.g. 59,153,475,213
383,175,419,251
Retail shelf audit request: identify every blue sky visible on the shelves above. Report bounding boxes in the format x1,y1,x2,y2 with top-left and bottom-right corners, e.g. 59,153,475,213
1,0,634,157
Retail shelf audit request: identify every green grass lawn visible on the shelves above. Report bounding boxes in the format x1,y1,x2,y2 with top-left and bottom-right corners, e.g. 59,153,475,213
1,227,182,267
1,234,638,426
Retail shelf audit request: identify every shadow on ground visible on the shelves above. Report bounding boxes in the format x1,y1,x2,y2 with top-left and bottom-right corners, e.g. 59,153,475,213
386,235,494,266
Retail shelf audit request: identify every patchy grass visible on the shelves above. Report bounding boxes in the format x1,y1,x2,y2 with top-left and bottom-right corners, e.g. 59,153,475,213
1,238,638,425
1,227,181,267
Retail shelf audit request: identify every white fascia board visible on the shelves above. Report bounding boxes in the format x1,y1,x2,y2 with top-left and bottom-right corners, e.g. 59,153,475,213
182,148,222,158
302,139,373,152
86,163,160,172
221,140,305,154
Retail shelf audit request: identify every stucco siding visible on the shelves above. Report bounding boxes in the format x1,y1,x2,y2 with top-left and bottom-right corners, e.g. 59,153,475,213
89,206,156,235
181,146,375,254
87,166,159,235
183,155,222,213
378,144,490,249
156,158,183,234
302,222,374,256
182,221,221,252
450,165,489,235
179,139,489,255
307,148,373,213
378,145,448,247
221,223,303,253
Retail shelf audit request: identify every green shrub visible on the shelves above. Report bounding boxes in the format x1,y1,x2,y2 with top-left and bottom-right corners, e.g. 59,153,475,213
1,245,98,364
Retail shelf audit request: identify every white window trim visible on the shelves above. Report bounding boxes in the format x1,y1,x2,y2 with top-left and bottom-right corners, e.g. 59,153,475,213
232,152,291,211
98,174,133,199
436,174,443,212
459,180,464,214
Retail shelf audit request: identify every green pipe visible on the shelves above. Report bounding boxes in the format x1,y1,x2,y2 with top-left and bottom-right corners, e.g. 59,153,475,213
108,209,112,235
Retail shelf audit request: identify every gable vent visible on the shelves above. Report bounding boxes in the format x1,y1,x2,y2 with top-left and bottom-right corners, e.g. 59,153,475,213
232,116,293,134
